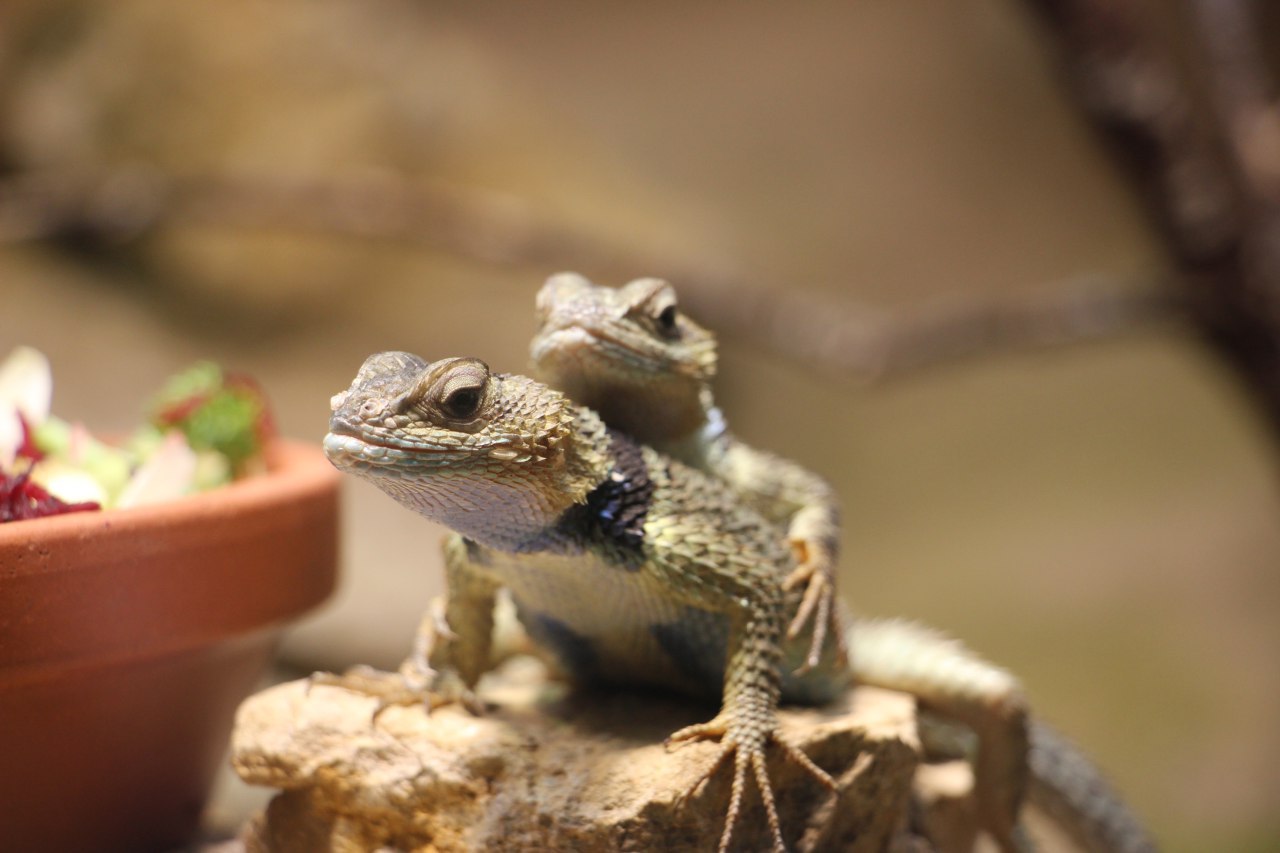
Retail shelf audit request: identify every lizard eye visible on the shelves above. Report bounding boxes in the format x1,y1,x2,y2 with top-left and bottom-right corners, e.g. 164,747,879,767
656,303,679,335
411,357,491,426
621,278,682,337
441,384,482,419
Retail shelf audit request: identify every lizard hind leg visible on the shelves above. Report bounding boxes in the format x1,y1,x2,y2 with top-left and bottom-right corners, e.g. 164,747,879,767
667,715,837,852
849,618,1029,852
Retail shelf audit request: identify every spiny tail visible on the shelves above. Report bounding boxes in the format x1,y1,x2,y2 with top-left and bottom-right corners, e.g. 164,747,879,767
847,618,1158,851
1027,719,1158,853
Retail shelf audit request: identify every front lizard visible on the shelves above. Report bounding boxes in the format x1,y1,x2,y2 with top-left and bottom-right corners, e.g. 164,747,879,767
324,352,844,852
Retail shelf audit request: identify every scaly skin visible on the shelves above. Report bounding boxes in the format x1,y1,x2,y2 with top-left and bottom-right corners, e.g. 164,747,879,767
325,353,846,852
324,351,1154,852
532,272,843,671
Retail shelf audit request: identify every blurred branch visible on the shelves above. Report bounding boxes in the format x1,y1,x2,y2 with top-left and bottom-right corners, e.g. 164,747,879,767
1021,0,1280,432
1192,0,1280,206
0,166,1175,381
669,271,1176,381
0,167,618,267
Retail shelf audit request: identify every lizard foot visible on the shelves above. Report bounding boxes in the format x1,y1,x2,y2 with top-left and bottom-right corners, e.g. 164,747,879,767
782,553,847,674
306,663,481,722
667,715,837,852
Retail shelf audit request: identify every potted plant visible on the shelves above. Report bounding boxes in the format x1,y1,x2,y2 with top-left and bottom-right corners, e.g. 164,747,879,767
0,348,339,851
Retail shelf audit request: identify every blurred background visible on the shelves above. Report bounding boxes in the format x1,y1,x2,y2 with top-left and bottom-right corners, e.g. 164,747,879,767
2,2,1278,850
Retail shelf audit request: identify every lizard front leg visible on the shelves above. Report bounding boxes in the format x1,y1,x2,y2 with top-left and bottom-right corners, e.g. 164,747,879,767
666,590,837,852
402,533,502,708
314,533,501,714
781,508,842,673
712,439,846,673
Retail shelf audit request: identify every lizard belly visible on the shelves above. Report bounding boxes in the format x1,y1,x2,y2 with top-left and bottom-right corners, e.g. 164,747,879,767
489,550,730,698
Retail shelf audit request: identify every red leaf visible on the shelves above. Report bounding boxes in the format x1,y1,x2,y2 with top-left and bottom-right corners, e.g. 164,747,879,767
0,467,100,523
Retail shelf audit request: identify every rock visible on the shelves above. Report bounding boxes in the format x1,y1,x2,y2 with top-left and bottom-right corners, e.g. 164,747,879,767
232,658,977,852
912,763,981,853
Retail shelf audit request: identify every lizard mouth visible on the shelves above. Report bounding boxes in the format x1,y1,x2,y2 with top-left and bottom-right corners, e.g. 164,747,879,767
322,431,403,468
322,427,491,472
322,429,452,466
532,326,668,375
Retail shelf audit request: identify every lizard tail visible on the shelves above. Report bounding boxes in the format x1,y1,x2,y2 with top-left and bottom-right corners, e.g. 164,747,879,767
847,618,1158,851
1027,719,1159,853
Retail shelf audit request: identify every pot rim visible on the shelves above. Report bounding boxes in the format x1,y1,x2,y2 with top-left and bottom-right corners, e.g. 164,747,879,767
0,439,337,552
0,439,340,680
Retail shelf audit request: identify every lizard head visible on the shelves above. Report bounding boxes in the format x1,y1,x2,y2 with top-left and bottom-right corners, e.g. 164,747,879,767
324,352,609,549
530,272,716,443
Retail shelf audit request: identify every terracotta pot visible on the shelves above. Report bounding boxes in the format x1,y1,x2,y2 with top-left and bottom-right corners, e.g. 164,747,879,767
0,439,340,852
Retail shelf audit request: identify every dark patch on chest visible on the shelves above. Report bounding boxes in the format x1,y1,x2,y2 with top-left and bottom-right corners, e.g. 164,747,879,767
651,609,730,695
558,430,655,568
521,610,600,681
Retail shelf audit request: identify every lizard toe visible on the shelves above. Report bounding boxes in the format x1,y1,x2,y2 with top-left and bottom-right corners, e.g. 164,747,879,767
669,721,835,853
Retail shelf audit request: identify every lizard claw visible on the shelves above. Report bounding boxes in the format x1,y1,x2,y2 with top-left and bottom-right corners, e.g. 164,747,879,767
306,664,431,723
783,551,847,674
344,595,484,717
305,661,481,723
306,663,395,696
667,716,837,853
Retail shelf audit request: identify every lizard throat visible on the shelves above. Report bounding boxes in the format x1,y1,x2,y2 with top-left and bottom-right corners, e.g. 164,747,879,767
322,406,621,554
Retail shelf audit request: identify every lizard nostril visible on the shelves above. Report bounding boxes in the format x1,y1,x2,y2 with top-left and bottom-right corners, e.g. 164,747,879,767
359,399,382,419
